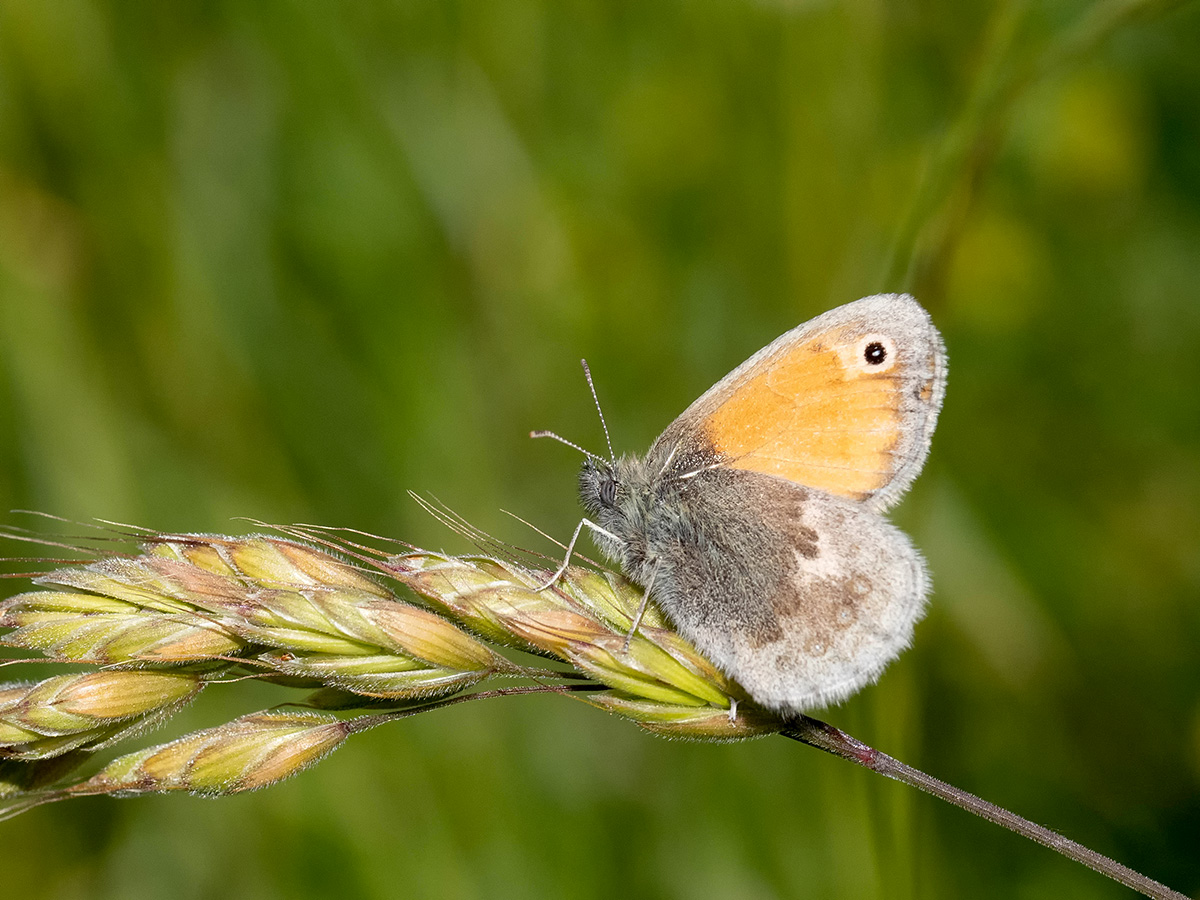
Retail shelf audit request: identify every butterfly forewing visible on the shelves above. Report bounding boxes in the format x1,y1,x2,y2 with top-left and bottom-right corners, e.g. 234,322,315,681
652,294,946,511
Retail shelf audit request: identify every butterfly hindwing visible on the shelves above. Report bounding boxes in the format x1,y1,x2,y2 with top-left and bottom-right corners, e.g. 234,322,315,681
649,469,928,710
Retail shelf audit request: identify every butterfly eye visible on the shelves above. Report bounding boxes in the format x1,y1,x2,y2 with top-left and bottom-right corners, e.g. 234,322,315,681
600,476,617,506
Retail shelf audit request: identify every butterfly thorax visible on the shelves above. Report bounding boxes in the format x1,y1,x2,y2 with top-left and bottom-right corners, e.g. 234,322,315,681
578,453,679,584
577,441,728,587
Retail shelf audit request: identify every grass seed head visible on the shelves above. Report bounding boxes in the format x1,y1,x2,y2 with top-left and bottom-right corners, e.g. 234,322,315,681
384,551,768,729
77,712,354,796
0,524,789,814
0,671,205,759
1,591,243,663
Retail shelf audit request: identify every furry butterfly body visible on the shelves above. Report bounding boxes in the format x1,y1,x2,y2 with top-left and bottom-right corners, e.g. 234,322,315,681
577,294,946,713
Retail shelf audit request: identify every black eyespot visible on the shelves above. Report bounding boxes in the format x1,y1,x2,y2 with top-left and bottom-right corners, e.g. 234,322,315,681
863,341,887,365
600,476,617,507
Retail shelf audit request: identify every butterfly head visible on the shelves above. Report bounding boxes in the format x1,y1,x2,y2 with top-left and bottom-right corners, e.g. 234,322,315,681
578,454,660,573
578,456,618,515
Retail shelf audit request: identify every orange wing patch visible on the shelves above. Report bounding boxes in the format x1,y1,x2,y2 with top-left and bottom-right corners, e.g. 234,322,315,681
701,330,904,500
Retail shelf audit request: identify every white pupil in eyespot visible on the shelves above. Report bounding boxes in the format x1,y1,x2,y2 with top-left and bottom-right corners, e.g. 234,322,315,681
864,341,887,365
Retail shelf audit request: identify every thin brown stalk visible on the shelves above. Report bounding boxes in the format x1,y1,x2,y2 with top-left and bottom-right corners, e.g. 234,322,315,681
783,717,1187,900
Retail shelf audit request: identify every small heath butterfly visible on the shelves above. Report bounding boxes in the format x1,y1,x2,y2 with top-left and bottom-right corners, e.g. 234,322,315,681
538,294,946,713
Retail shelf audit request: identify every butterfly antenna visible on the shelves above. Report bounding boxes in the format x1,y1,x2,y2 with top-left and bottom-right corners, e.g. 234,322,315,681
529,429,607,465
580,359,615,464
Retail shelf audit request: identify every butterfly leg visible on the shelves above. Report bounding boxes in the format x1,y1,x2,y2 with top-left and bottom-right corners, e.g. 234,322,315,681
534,518,623,591
621,564,658,653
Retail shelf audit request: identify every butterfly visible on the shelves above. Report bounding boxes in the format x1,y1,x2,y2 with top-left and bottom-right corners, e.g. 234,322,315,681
537,294,947,713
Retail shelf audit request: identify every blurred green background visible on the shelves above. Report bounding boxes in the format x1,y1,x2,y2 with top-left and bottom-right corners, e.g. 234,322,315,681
2,0,1199,897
